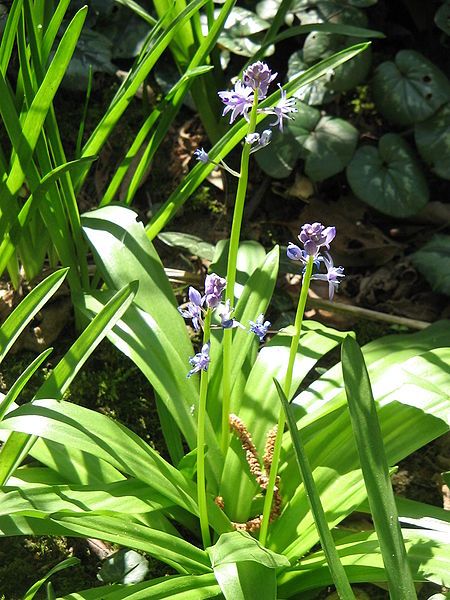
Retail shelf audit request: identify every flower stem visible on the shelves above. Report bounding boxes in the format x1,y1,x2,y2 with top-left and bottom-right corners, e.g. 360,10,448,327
197,308,212,548
221,95,259,455
259,256,314,546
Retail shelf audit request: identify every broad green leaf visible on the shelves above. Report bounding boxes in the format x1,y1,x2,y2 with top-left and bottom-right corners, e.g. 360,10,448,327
0,479,173,516
210,240,268,295
270,344,450,559
59,573,220,599
0,268,68,364
207,531,289,600
278,529,450,595
208,530,289,568
256,104,358,180
0,399,230,533
287,50,334,105
358,495,450,534
415,102,450,180
411,235,450,296
213,562,278,600
0,282,139,486
276,380,355,599
158,232,215,261
45,512,210,574
341,336,417,599
346,133,429,217
79,292,222,489
372,50,450,125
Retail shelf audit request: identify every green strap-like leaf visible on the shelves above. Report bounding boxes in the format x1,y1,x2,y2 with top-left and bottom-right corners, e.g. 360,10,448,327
276,379,355,600
0,268,68,364
341,335,417,599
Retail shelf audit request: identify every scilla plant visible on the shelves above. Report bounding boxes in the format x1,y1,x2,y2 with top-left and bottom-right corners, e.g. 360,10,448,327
0,62,449,599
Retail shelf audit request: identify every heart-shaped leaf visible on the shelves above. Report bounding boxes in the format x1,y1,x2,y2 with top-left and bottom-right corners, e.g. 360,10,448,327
97,549,149,585
346,133,429,217
411,235,450,295
256,104,358,181
288,33,371,105
158,231,216,261
217,7,272,57
294,1,368,27
372,50,450,125
288,50,336,105
434,1,450,35
415,102,450,180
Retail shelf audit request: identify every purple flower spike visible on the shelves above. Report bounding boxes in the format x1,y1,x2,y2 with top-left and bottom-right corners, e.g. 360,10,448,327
311,253,345,301
204,273,226,308
218,81,254,124
287,242,308,264
299,223,336,257
270,86,297,131
187,342,211,378
243,61,277,97
247,129,272,154
249,314,271,342
194,147,210,163
218,300,245,330
178,286,204,331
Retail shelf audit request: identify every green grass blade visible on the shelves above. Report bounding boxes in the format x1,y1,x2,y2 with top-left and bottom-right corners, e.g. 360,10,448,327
0,268,68,364
36,282,138,400
0,0,23,74
275,378,356,600
0,348,53,421
6,6,87,195
146,42,371,239
114,0,157,25
341,335,418,600
41,0,71,60
24,557,80,600
0,282,138,485
0,156,96,277
75,0,209,191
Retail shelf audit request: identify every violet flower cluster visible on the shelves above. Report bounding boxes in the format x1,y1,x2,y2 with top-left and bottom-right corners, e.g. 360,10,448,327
287,223,345,301
179,273,271,377
195,61,297,165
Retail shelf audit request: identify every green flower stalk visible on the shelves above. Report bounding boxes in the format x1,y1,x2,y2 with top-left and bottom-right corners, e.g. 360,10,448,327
221,92,259,455
196,308,212,548
259,223,341,546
